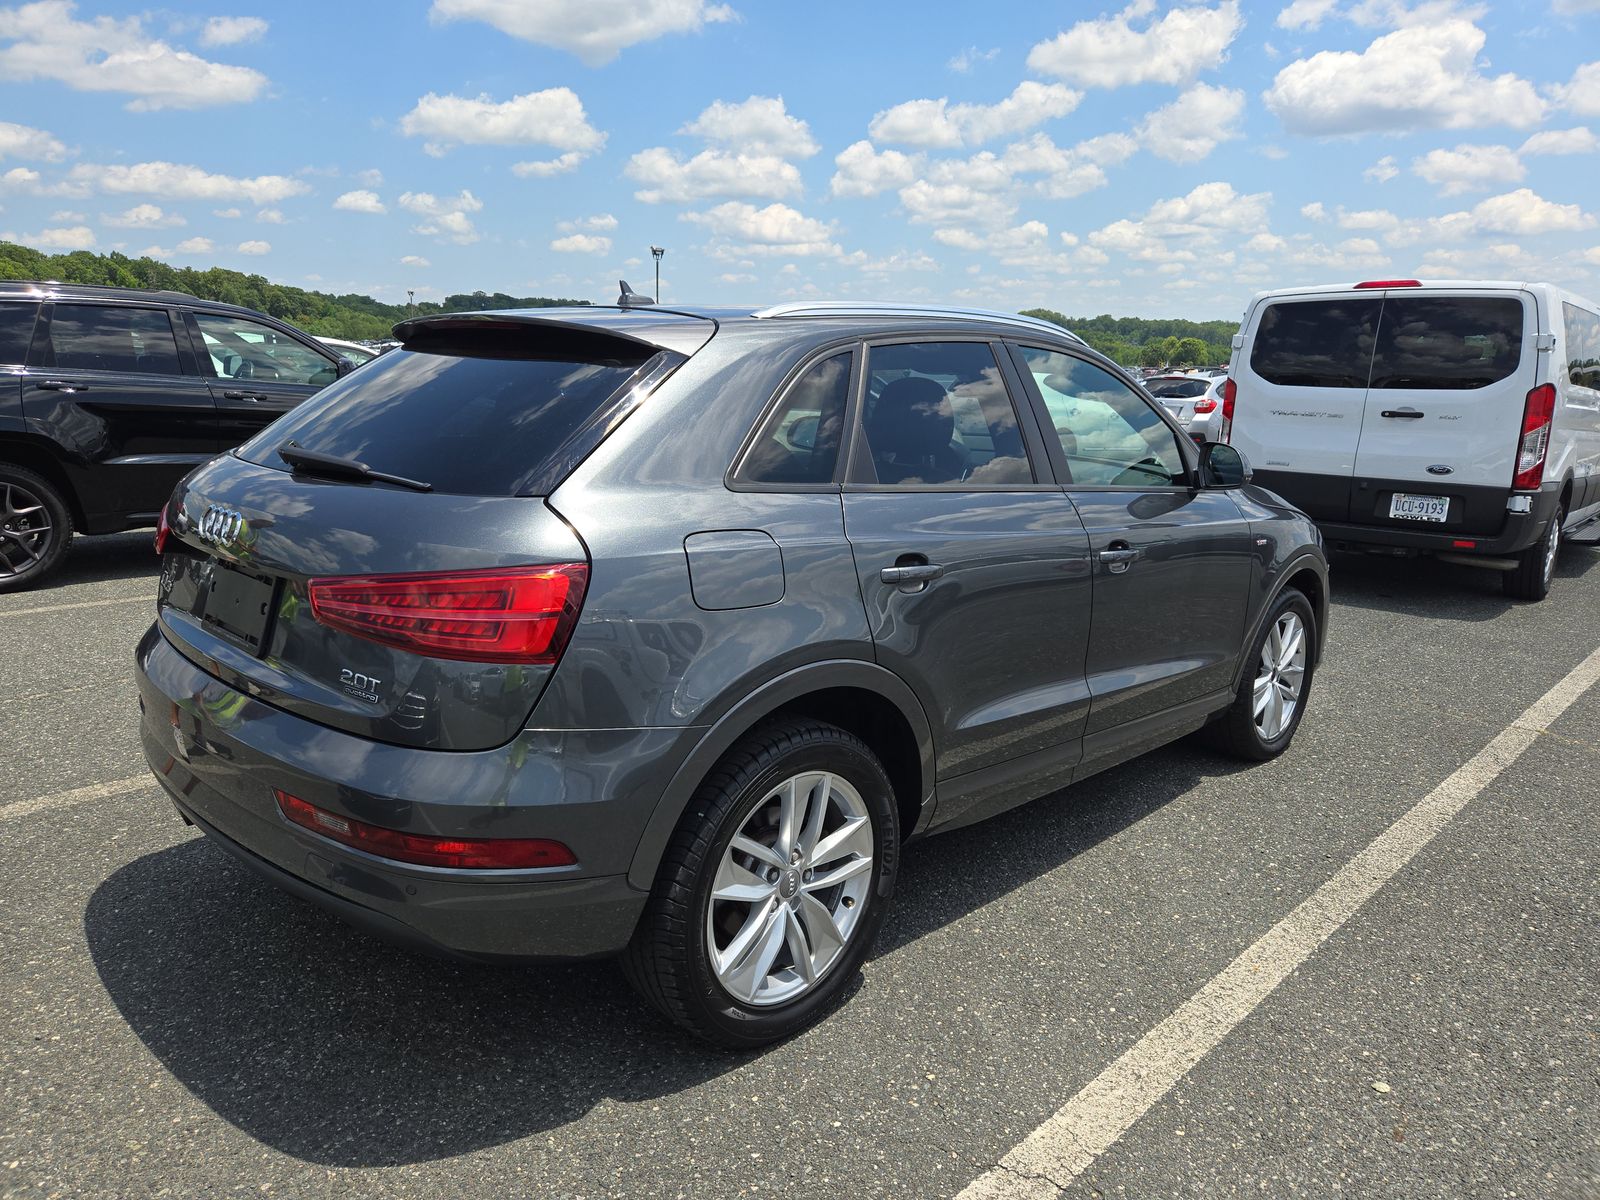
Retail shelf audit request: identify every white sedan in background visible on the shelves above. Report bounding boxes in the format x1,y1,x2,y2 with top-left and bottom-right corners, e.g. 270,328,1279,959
316,336,379,365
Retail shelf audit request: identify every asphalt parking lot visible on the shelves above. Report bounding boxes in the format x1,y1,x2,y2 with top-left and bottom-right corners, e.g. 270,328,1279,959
3,533,1598,1200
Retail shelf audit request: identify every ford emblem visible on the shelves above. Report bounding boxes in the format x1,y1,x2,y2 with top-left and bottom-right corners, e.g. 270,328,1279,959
1426,464,1453,476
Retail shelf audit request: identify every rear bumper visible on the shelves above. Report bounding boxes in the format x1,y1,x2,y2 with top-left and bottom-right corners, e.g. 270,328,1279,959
135,625,672,962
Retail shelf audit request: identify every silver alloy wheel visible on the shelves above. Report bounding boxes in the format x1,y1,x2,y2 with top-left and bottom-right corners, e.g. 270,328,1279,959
706,771,875,1007
1253,611,1307,742
1543,513,1561,586
0,481,53,578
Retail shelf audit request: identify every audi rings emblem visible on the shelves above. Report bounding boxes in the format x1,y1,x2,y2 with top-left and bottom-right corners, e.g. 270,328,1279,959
197,504,246,547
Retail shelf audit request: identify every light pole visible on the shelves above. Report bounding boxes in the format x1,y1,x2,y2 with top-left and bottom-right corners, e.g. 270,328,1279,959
650,245,665,303
406,289,415,313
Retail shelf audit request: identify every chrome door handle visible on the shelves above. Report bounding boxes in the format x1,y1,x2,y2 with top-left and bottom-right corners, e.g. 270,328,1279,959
38,379,86,391
1098,547,1138,573
880,563,944,585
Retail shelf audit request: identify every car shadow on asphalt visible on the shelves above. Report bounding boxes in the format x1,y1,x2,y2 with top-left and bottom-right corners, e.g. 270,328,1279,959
83,743,1248,1167
46,532,162,589
1326,542,1599,621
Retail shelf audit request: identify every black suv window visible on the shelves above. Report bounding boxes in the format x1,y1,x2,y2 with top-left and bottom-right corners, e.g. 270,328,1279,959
740,351,852,485
1567,302,1600,392
1017,347,1186,487
856,341,1033,486
1251,298,1381,388
0,302,36,365
238,336,655,497
45,304,182,376
1369,296,1524,390
194,313,338,386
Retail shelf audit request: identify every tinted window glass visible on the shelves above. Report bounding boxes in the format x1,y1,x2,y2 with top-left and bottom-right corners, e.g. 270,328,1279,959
1370,296,1524,390
238,343,651,496
196,314,338,386
741,351,851,485
0,302,36,365
1564,302,1600,392
858,342,1032,486
1146,379,1208,398
1018,347,1186,487
48,304,181,375
1251,298,1381,388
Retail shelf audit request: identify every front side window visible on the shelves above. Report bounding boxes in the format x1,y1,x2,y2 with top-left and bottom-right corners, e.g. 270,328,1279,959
1250,298,1381,388
195,314,338,386
857,341,1033,486
1369,296,1524,390
0,302,37,365
740,351,852,485
1017,347,1186,487
46,304,181,376
1564,302,1600,393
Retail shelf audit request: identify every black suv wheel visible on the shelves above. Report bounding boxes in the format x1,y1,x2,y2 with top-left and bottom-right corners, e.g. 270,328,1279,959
0,465,72,592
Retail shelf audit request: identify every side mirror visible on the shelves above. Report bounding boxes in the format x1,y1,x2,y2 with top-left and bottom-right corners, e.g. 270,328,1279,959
1199,441,1251,488
335,356,357,379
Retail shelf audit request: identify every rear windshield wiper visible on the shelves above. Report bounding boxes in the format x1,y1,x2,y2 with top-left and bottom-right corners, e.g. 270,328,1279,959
277,442,432,492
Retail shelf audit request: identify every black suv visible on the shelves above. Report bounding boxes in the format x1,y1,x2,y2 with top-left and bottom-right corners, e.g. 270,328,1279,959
0,281,349,590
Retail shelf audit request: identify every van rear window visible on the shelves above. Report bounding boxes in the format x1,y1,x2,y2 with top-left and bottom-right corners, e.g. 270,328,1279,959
1369,296,1524,390
237,341,654,496
1250,298,1381,388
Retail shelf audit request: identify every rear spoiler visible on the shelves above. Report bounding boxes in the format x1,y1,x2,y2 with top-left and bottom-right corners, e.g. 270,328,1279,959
392,309,716,358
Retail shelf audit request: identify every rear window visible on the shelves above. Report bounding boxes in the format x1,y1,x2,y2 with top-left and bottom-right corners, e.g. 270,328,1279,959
237,339,654,496
46,304,182,376
1369,296,1524,390
1564,302,1600,392
1146,379,1208,398
0,302,37,364
1250,298,1381,388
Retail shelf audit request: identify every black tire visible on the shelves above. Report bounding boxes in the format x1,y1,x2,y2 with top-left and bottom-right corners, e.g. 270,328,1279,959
621,718,900,1048
1502,505,1562,602
1206,587,1317,762
0,464,73,593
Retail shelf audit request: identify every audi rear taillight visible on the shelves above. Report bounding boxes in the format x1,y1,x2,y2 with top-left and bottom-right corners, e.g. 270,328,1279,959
154,507,172,555
1194,397,1218,414
308,564,588,663
1220,378,1237,442
275,790,576,869
1512,384,1556,491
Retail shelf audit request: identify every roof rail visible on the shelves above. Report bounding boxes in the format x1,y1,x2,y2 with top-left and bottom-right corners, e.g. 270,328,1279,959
1,279,200,302
751,301,1086,346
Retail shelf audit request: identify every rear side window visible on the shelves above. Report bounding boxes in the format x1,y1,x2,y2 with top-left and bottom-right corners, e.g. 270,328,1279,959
237,337,654,496
0,302,37,364
856,341,1034,486
1564,302,1600,392
46,304,182,376
1250,298,1381,388
1369,296,1524,390
739,351,852,485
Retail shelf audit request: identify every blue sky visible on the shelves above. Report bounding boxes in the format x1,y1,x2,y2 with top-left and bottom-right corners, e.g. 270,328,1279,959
1,0,1598,320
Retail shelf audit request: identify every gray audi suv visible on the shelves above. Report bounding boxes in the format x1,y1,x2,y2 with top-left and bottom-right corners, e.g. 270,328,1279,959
135,299,1328,1046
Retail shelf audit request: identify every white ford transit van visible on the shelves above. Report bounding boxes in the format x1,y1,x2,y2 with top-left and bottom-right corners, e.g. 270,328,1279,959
1224,279,1600,600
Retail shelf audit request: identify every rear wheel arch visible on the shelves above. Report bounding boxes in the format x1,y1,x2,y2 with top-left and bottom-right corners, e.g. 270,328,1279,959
625,661,935,891
0,437,84,528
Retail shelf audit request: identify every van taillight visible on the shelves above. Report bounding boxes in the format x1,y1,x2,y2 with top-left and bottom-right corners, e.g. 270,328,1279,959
1512,384,1556,491
1220,378,1237,442
308,564,588,664
1354,279,1422,289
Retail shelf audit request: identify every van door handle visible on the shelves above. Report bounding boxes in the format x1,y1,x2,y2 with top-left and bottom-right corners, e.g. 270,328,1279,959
37,379,86,392
880,563,944,585
1098,544,1138,573
1380,409,1425,419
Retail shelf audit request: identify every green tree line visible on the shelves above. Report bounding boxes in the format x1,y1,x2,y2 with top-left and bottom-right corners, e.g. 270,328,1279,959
0,242,588,341
1021,308,1236,369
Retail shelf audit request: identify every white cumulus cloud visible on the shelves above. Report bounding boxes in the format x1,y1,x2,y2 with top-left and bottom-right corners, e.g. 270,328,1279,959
830,140,921,198
550,233,612,253
101,202,183,228
868,81,1082,149
200,16,267,46
0,120,67,162
399,189,483,244
682,201,842,257
681,95,818,158
175,236,214,254
333,189,386,214
1027,2,1243,89
3,223,94,250
626,148,801,203
400,255,431,267
1264,21,1545,135
400,88,606,165
1519,126,1597,156
66,160,308,204
1137,83,1245,163
0,0,269,110
1552,62,1600,117
237,239,270,254
1413,143,1525,195
428,0,737,66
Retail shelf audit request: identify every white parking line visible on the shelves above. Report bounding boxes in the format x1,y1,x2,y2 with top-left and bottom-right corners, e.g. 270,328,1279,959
958,644,1600,1200
0,775,155,823
0,594,151,619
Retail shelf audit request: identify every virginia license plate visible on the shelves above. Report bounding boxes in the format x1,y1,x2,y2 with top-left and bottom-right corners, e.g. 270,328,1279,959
1389,492,1450,522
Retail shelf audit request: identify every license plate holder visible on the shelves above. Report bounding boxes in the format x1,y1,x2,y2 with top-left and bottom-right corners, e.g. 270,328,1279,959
201,564,276,652
1388,492,1450,523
